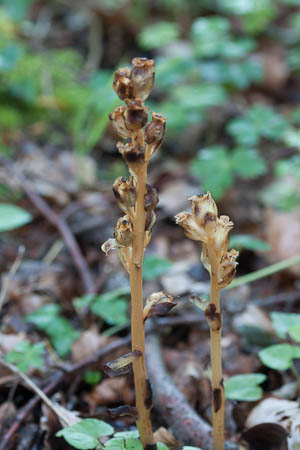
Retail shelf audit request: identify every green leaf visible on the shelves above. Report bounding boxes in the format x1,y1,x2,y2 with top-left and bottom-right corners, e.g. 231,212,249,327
26,304,61,329
105,438,126,449
5,340,45,372
91,296,128,325
138,22,180,50
171,84,227,111
143,255,173,281
224,373,266,401
230,234,271,252
114,431,139,439
289,325,300,343
190,146,233,200
260,178,300,211
231,148,267,179
157,443,169,450
26,304,79,357
270,312,300,339
124,437,143,450
0,203,32,232
191,17,230,57
83,370,102,385
182,447,203,450
259,343,300,370
56,419,114,450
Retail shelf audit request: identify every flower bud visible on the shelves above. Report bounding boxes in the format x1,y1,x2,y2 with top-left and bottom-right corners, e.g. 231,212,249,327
145,112,167,155
218,249,238,288
109,106,130,139
189,192,218,236
130,57,155,101
214,215,233,256
144,184,159,211
175,212,206,242
124,100,148,131
117,141,145,171
143,291,175,322
113,176,137,210
113,67,132,101
114,215,133,247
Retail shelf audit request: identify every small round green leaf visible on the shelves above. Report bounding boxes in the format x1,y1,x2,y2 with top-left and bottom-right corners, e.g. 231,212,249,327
0,203,32,232
224,373,266,401
259,343,300,370
56,419,114,449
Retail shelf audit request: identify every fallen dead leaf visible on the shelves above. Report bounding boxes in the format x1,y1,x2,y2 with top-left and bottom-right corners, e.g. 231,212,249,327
246,397,300,450
83,376,133,410
71,326,109,362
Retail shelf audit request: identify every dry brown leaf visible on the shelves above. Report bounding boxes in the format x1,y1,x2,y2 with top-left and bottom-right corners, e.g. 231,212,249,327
154,427,181,450
246,398,300,449
83,376,134,409
71,326,108,362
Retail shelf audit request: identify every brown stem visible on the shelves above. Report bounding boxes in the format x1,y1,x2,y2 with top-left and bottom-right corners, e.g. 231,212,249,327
130,162,155,448
207,242,224,450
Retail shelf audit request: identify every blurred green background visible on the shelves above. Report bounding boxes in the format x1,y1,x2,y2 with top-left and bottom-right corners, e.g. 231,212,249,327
1,0,300,208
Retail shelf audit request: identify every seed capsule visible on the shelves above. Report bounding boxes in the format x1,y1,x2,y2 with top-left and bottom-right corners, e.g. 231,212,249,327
189,192,218,236
145,112,167,156
144,184,159,211
117,141,145,171
113,67,132,101
124,100,148,131
131,57,155,101
113,176,137,210
109,106,130,139
114,215,133,247
175,211,207,242
218,249,239,288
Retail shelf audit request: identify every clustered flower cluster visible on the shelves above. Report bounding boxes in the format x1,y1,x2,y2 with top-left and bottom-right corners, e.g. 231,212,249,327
101,58,166,272
175,192,238,288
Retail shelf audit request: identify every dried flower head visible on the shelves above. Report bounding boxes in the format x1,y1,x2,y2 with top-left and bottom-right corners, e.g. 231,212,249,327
101,238,118,256
218,249,239,288
130,57,155,101
143,291,175,322
214,215,233,257
189,192,218,236
117,141,145,173
175,211,206,242
145,112,167,156
114,215,133,247
124,100,148,131
109,106,130,139
113,67,132,101
144,184,159,211
113,176,137,210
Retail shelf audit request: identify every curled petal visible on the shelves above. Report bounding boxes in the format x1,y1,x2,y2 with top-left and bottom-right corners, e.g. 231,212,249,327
114,215,133,247
113,67,132,101
175,211,206,242
218,249,238,288
109,106,130,139
143,291,175,322
189,192,218,235
214,215,234,256
131,57,155,101
101,238,118,256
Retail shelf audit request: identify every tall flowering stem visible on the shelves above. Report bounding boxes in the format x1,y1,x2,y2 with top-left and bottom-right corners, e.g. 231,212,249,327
175,193,238,450
102,58,168,449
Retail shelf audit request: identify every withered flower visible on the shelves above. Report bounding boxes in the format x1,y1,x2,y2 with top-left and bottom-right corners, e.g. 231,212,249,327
113,67,132,101
131,57,155,101
189,192,218,236
214,215,233,257
109,106,130,139
218,249,239,288
113,176,137,210
144,184,159,211
145,112,167,156
124,100,148,131
143,291,175,322
175,211,207,242
145,210,156,232
101,238,118,256
117,141,145,172
114,215,133,247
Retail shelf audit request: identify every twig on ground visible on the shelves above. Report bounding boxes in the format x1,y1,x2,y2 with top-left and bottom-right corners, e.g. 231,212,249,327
2,159,95,294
